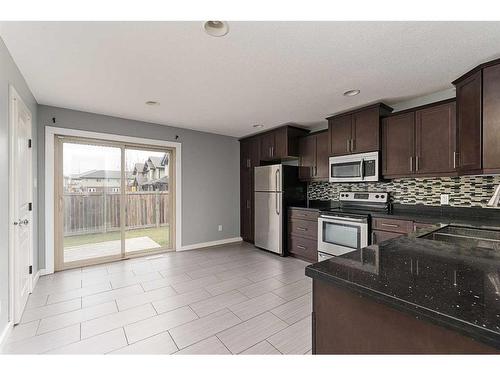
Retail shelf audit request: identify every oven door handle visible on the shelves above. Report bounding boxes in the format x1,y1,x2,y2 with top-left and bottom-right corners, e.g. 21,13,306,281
320,216,366,223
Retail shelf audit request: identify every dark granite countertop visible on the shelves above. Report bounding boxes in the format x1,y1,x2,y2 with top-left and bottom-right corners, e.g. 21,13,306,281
305,226,500,349
288,199,334,211
290,201,500,230
370,205,500,230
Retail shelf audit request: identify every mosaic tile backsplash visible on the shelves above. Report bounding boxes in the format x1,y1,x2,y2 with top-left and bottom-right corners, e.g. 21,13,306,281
307,176,500,208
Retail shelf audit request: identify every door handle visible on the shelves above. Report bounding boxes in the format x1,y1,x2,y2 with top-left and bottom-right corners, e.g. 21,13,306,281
409,156,413,172
296,245,306,250
371,231,376,244
416,156,420,171
296,227,308,231
359,159,364,180
351,139,355,152
346,139,350,153
275,194,280,215
453,152,457,169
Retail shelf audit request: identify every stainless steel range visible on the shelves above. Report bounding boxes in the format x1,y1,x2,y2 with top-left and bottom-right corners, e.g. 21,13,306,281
318,192,389,260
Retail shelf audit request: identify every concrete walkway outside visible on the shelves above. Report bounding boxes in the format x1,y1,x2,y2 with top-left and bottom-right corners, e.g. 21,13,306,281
64,236,161,262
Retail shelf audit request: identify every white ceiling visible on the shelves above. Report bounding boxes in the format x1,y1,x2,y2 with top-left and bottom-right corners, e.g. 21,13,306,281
2,21,500,137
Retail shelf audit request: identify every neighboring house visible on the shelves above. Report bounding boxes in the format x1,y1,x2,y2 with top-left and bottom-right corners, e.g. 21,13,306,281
66,170,132,193
65,153,169,193
130,154,169,191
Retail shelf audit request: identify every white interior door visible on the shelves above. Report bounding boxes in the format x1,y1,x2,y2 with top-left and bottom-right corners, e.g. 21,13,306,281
10,87,33,324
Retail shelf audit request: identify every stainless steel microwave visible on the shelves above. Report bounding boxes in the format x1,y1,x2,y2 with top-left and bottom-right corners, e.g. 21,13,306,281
329,151,379,183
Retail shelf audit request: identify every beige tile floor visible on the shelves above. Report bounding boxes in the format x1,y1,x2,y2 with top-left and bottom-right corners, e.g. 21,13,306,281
2,242,313,354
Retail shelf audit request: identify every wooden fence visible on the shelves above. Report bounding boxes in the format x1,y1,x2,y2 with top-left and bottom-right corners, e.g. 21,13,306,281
63,192,169,236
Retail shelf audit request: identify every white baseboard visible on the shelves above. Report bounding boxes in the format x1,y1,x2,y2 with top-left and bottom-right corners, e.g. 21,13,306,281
39,269,51,276
32,269,43,290
178,237,242,252
0,322,13,352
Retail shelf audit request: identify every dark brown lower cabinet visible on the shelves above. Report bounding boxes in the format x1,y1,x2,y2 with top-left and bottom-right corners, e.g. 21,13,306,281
371,230,402,245
288,208,319,263
371,217,433,245
312,279,498,354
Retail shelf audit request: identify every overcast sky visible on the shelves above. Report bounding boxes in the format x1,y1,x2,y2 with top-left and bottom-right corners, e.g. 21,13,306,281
63,143,167,176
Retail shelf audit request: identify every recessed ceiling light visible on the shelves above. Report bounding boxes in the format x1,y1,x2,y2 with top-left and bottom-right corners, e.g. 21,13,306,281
253,124,264,129
204,21,229,37
343,89,361,97
145,101,160,106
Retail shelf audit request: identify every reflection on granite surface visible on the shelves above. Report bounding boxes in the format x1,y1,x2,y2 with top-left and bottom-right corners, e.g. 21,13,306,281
306,225,500,347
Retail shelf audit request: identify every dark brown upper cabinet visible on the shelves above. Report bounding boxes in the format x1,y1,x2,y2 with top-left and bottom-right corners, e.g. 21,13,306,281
382,112,415,177
298,131,329,181
260,131,276,161
382,100,457,179
327,103,393,156
258,126,309,161
452,58,500,175
482,63,500,173
298,135,315,180
329,114,352,156
454,71,482,174
415,101,456,175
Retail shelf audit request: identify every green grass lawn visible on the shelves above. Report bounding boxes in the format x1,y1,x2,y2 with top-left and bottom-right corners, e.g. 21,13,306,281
64,226,170,248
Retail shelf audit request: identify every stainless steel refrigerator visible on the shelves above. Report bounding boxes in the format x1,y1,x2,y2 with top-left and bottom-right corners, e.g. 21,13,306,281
254,164,306,255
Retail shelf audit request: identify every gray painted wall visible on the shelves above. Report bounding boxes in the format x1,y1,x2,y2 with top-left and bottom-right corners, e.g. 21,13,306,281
0,38,38,335
37,105,240,267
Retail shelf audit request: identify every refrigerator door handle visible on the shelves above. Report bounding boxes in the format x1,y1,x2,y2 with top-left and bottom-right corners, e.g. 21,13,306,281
275,192,280,215
275,168,280,192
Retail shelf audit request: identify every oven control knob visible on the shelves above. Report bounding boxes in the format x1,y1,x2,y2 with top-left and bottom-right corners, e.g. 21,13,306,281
375,194,379,198
381,194,385,199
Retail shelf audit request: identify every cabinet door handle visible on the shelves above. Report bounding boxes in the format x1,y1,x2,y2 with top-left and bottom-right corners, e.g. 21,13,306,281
371,232,376,244
453,151,457,169
314,166,317,176
296,245,306,250
296,227,307,231
409,156,413,172
247,158,251,168
351,138,355,152
416,156,420,171
246,200,250,209
346,139,350,153
381,223,399,228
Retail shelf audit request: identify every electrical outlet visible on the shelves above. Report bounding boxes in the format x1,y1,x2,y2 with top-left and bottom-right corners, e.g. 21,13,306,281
218,225,223,232
440,194,449,205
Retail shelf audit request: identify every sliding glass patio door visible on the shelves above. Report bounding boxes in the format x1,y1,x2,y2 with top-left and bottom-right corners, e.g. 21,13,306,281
55,136,174,271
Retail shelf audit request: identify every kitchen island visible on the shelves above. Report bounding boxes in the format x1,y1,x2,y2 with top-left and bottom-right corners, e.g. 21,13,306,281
305,225,500,354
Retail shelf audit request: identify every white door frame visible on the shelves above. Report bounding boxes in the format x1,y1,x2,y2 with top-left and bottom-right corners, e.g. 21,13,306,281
8,85,34,323
44,126,182,274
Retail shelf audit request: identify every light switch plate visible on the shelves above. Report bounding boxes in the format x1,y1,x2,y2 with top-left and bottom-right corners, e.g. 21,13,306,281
440,194,450,205
218,225,223,232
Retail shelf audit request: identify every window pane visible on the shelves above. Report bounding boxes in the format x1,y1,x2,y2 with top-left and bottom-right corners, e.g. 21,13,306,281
62,142,122,264
124,148,171,254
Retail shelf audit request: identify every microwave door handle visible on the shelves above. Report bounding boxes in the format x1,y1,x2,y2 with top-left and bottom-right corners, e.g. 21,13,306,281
359,159,364,180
